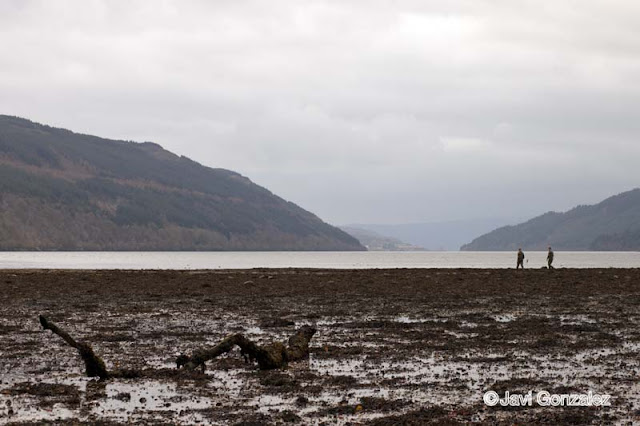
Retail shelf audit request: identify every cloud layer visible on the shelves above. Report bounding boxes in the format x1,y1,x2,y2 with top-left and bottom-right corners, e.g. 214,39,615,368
2,0,639,224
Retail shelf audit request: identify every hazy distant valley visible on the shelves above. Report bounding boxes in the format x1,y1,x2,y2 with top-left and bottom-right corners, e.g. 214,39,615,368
346,189,640,252
339,226,426,251
345,218,520,251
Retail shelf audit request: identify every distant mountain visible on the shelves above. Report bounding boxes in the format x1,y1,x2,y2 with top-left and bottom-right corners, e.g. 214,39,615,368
347,218,519,251
461,189,640,251
591,229,640,250
340,226,425,251
0,115,364,251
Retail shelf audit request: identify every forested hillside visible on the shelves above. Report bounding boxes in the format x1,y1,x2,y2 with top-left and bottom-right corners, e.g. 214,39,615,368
461,189,640,251
0,115,364,251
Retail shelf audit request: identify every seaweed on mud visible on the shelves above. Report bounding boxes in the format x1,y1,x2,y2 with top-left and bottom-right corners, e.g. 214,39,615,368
294,396,309,407
0,324,22,333
279,410,302,423
259,318,295,328
314,396,411,418
7,382,79,398
3,269,640,424
489,378,548,395
7,382,81,408
311,344,364,358
93,333,136,342
451,355,509,363
505,407,600,425
365,406,458,425
206,356,248,371
324,374,359,387
225,413,273,426
258,371,297,388
359,396,411,412
334,320,418,330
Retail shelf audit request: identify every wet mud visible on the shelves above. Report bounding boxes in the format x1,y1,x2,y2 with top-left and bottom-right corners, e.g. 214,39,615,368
1,268,639,424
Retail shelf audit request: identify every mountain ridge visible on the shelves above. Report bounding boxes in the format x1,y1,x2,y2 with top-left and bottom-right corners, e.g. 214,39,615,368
461,188,640,251
0,115,364,251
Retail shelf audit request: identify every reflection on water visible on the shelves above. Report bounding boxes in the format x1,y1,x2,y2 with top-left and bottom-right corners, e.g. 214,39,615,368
0,251,638,269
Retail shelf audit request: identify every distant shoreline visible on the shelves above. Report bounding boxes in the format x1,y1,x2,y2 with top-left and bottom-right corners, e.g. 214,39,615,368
1,250,638,270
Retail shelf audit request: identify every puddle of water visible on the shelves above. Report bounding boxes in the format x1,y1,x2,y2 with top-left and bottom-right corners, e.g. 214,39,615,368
444,330,479,339
0,398,77,423
493,314,516,323
91,381,212,422
206,369,248,396
394,316,447,324
558,314,597,324
251,394,292,414
244,326,265,335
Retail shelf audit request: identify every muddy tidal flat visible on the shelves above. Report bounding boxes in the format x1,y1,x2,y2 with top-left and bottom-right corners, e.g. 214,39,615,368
1,268,639,425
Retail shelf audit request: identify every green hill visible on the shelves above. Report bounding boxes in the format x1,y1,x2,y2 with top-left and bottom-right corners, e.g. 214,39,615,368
0,115,364,251
461,189,640,251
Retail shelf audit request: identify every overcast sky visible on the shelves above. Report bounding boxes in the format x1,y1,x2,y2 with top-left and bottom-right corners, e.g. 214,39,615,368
1,0,639,225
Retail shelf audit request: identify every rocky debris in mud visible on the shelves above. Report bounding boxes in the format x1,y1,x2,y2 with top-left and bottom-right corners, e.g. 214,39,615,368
317,396,410,417
258,371,298,390
311,344,365,359
489,377,547,395
259,318,295,328
365,406,455,425
5,382,81,408
113,392,131,402
324,374,360,388
279,409,301,423
294,396,309,407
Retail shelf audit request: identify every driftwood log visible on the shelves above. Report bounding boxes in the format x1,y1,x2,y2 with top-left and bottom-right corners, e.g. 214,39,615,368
39,316,140,380
39,315,316,380
39,315,110,379
177,325,316,371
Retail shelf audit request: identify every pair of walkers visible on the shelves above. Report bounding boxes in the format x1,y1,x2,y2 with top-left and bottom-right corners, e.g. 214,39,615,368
516,247,554,269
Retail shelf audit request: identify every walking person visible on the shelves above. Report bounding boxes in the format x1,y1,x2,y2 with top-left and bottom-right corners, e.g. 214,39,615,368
547,246,554,269
516,248,525,269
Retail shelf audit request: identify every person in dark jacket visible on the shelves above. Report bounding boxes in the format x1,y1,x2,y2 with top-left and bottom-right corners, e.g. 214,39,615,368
547,246,554,269
516,248,525,269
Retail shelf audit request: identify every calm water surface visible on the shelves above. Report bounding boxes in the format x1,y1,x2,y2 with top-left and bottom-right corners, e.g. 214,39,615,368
0,251,638,269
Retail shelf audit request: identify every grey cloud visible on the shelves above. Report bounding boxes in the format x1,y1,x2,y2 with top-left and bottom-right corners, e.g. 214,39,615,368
1,0,639,225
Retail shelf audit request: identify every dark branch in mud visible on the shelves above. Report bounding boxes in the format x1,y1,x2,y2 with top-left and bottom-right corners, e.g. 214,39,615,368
39,315,110,380
178,325,316,371
39,315,316,379
39,315,142,380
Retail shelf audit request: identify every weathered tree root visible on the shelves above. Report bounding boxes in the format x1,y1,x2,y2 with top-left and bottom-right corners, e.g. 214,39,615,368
39,315,110,379
178,325,317,371
39,315,142,380
39,315,317,379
